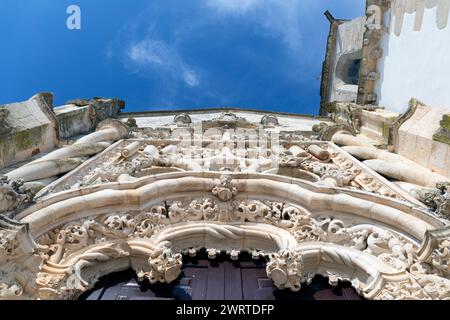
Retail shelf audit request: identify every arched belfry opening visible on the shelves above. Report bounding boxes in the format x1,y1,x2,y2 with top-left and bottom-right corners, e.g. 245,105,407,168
334,50,362,94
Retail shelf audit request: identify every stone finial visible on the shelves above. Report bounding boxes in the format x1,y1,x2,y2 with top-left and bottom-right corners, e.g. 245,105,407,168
207,248,220,259
227,249,240,260
312,122,328,134
66,99,91,107
124,118,137,128
173,113,192,125
261,115,279,127
96,118,129,138
32,92,54,109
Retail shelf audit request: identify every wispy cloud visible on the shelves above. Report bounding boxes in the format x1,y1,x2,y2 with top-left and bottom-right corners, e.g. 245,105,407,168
204,0,259,14
127,40,168,66
181,66,199,87
204,0,317,53
125,39,200,87
112,0,321,90
106,0,334,108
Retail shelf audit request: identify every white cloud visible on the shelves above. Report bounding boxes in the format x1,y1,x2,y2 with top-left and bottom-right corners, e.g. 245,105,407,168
128,40,168,66
205,0,318,53
205,0,259,13
115,0,321,93
182,67,200,87
125,39,200,87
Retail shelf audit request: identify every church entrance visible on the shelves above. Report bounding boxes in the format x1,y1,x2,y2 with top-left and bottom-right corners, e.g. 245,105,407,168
79,251,363,300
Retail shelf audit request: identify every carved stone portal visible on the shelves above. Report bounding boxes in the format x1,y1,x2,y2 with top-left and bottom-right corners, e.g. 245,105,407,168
1,175,449,300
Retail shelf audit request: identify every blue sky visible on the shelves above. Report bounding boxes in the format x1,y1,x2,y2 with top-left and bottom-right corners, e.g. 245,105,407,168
0,0,364,115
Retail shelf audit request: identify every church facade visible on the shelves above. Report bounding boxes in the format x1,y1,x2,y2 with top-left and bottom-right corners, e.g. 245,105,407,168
1,0,449,300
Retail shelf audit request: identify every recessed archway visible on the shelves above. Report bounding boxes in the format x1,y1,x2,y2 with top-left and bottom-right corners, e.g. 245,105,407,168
79,251,363,301
2,173,449,300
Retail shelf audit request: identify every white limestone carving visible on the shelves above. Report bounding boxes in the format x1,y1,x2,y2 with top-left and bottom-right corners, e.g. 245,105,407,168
3,184,446,300
212,175,238,201
145,247,183,284
267,250,304,292
0,177,25,214
1,109,450,301
0,271,23,299
4,119,128,187
376,273,450,300
364,159,449,188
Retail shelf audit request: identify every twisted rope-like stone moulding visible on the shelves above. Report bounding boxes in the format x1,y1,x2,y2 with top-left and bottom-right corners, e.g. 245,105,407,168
1,173,449,300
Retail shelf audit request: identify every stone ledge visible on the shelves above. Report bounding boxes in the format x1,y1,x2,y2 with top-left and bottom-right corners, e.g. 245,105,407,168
433,114,450,146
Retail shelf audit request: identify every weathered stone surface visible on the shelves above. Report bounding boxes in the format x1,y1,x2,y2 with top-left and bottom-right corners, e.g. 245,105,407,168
1,93,449,300
433,114,450,145
320,14,366,112
397,102,450,178
56,98,125,139
0,93,58,169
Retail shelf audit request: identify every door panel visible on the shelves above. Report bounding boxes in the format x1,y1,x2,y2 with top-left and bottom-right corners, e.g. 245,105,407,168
79,252,363,300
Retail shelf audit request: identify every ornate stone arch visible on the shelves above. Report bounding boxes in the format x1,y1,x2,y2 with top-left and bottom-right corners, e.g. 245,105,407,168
1,173,449,300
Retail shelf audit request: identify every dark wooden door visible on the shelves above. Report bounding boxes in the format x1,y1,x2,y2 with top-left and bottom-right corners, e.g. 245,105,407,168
79,252,362,300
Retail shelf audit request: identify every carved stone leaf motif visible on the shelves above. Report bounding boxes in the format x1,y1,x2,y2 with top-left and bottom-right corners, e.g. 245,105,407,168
213,112,246,123
0,271,23,299
0,232,21,262
328,152,402,200
266,250,304,292
279,132,307,142
234,200,273,223
377,274,450,300
36,272,69,300
37,213,136,263
290,213,348,243
212,175,238,201
131,211,167,239
36,242,131,300
143,247,183,284
429,239,450,276
378,281,418,300
4,192,450,300
168,198,218,223
279,154,310,168
0,177,38,215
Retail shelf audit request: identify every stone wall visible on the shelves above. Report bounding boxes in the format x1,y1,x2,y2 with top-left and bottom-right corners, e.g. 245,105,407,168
330,17,366,103
359,108,398,144
0,93,58,169
0,94,125,169
320,13,366,114
330,102,399,145
369,1,450,112
397,103,450,178
55,98,124,139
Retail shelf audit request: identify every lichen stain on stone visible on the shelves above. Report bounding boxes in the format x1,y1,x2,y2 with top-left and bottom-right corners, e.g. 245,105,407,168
68,143,106,155
14,126,45,150
392,0,450,36
433,114,450,145
441,114,450,130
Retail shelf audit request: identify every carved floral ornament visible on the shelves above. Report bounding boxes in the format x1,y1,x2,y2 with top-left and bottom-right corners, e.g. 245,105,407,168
0,175,449,300
32,136,423,209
